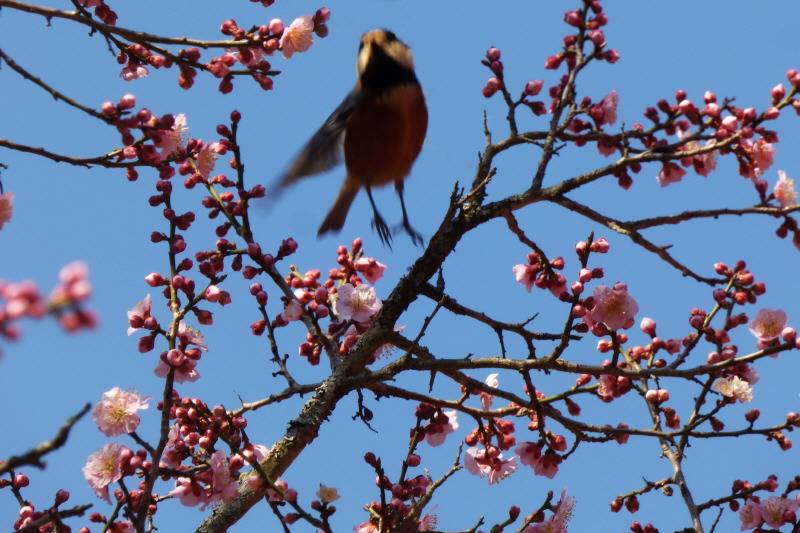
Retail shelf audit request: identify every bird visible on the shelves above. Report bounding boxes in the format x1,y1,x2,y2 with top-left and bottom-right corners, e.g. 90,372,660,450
276,28,428,247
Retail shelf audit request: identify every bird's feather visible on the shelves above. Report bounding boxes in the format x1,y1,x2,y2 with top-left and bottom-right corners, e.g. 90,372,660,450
278,89,362,187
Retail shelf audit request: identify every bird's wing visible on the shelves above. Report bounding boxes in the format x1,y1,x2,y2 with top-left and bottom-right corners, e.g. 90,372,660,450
277,88,362,187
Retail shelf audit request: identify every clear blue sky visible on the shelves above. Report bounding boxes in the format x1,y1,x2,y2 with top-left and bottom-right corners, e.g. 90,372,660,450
2,1,800,531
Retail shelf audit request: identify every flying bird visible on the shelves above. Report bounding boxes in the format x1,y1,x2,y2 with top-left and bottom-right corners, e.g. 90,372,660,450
277,29,428,247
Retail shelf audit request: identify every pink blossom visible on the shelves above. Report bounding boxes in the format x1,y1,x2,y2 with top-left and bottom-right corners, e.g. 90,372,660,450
598,90,618,125
739,498,763,530
749,308,788,344
354,522,379,533
0,193,13,230
120,62,149,81
48,262,92,310
170,478,208,507
92,387,149,436
679,133,718,177
751,139,775,176
418,512,438,531
127,294,152,335
229,46,265,67
524,490,574,533
712,376,753,403
155,355,200,383
195,142,223,178
334,283,382,324
657,162,686,187
83,443,125,502
3,280,45,319
516,442,561,478
513,264,537,291
586,283,638,330
208,450,239,504
760,496,797,528
178,322,207,349
316,484,340,503
464,447,517,485
480,373,499,410
354,257,387,284
774,170,797,207
155,114,188,159
424,409,458,447
279,16,314,59
280,300,304,322
552,490,576,530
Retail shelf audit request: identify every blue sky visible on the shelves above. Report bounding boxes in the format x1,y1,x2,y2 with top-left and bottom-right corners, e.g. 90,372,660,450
2,1,800,531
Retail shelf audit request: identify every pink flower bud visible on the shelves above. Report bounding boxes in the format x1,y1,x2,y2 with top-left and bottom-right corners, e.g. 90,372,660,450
486,47,501,61
563,10,582,27
524,79,544,96
483,77,501,98
721,115,738,131
268,18,284,35
764,106,780,120
640,317,656,336
119,93,136,109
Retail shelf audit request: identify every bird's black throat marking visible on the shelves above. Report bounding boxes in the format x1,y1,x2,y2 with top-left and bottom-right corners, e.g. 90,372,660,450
360,43,418,95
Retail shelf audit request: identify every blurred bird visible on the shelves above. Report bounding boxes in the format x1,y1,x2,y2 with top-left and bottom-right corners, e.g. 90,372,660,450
276,28,428,247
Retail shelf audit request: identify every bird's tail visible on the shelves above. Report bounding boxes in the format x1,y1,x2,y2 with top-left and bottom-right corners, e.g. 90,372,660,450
317,179,359,236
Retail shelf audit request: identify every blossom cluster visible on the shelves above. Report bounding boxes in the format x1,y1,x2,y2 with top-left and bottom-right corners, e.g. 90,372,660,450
0,262,96,348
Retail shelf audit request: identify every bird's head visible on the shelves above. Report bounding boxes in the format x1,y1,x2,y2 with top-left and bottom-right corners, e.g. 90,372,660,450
357,29,414,76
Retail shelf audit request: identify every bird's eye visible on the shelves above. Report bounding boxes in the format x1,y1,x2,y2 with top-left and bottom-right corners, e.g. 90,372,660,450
384,30,397,42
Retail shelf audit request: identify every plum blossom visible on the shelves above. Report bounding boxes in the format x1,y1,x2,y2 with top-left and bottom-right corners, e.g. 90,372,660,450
155,114,188,158
155,349,200,383
760,496,797,528
657,162,686,187
50,261,92,305
586,283,638,330
480,373,499,410
464,446,517,485
750,139,775,176
516,442,561,478
712,375,753,403
334,283,382,323
739,498,763,530
120,62,148,81
279,16,314,59
83,443,125,502
317,484,340,503
178,321,207,349
354,257,387,284
127,294,152,335
418,512,438,531
424,410,458,447
513,263,537,291
170,478,207,507
677,131,718,177
748,308,788,345
525,490,575,533
354,522,379,533
0,193,13,230
597,90,618,125
195,141,223,178
774,170,797,207
207,450,239,505
92,387,149,436
280,300,304,322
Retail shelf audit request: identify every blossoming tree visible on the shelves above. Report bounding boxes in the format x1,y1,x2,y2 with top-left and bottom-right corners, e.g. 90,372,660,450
2,1,800,532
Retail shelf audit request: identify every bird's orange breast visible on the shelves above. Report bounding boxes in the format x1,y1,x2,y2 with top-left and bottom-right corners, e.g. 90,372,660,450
344,83,428,187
